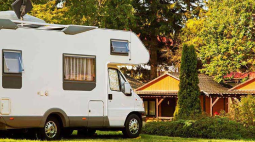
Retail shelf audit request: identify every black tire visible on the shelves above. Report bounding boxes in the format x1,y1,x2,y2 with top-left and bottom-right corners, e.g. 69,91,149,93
78,129,96,137
122,114,142,138
37,116,61,140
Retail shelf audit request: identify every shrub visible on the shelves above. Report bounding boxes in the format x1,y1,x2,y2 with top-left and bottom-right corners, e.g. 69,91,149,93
174,44,201,120
143,116,255,139
227,95,255,126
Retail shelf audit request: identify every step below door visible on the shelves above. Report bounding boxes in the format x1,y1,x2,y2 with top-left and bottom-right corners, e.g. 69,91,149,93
88,101,104,127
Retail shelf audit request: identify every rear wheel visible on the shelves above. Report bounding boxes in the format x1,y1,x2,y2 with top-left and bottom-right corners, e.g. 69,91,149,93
37,116,61,140
122,114,142,138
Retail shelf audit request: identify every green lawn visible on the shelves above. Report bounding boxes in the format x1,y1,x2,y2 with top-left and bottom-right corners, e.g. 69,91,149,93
0,131,254,142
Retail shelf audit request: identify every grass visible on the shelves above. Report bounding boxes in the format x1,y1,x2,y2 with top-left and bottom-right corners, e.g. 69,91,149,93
0,131,255,142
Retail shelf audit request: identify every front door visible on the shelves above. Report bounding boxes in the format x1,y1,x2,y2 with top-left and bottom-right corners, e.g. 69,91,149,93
107,68,134,127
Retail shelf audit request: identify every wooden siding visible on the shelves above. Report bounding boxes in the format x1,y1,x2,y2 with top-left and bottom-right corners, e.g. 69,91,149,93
234,79,255,90
139,75,179,91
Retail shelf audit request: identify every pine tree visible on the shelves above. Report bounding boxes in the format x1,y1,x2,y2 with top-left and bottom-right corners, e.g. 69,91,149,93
174,44,201,119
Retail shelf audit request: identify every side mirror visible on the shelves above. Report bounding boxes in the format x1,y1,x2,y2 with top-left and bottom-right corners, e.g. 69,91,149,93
124,82,132,96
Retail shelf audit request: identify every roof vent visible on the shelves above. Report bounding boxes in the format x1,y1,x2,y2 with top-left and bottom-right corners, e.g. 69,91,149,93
0,11,45,23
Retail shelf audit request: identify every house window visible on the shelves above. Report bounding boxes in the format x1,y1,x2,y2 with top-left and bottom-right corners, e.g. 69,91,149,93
3,50,23,73
143,100,156,116
63,54,96,91
110,40,129,55
2,50,23,89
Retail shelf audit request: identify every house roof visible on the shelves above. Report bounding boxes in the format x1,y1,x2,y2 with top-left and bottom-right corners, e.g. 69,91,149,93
135,72,253,96
170,73,231,95
229,78,255,91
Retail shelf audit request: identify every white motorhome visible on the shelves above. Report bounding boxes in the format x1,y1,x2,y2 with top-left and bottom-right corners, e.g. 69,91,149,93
0,11,149,140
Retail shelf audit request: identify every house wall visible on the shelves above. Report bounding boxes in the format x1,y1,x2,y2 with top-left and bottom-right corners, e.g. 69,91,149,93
139,76,179,91
234,80,255,90
143,95,229,120
204,96,228,115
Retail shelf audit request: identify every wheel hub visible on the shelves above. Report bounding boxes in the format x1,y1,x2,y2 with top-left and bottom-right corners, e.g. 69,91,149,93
129,118,139,134
45,121,57,138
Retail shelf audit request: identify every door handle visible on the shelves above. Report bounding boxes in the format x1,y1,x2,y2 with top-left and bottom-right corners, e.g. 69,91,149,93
108,94,112,100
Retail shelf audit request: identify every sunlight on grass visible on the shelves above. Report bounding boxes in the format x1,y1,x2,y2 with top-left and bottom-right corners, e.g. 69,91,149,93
0,131,255,142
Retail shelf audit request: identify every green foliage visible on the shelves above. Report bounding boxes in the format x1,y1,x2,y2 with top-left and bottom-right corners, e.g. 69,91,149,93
0,0,12,11
0,0,52,11
183,0,255,82
30,1,69,24
143,117,255,139
226,95,255,126
65,0,134,30
174,44,201,119
132,0,183,79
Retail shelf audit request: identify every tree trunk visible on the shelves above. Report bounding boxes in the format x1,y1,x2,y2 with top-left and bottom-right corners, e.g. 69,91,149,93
150,46,158,80
187,0,191,12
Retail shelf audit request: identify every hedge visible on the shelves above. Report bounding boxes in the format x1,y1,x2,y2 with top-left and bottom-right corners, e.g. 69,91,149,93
143,117,255,140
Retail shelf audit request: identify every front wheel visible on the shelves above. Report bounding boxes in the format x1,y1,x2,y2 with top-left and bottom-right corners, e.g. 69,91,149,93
122,114,142,138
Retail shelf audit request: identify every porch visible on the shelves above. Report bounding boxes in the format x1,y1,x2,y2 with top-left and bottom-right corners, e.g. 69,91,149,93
141,95,177,121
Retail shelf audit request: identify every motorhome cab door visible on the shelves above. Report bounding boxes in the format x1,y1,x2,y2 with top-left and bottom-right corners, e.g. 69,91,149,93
107,68,134,127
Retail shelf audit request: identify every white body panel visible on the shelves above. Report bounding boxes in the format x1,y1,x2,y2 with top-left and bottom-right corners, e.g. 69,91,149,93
0,27,148,128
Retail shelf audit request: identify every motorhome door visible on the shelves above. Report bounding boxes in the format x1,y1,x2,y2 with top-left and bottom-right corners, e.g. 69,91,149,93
107,68,134,127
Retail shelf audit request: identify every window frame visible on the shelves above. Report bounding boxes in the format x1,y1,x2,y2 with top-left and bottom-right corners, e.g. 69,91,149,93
62,53,96,91
110,39,129,56
108,68,127,93
2,49,23,75
2,49,23,89
143,100,156,117
63,53,96,83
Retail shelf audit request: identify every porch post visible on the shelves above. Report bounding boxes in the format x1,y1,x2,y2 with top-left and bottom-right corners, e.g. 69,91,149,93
228,97,232,113
210,96,213,116
156,98,159,119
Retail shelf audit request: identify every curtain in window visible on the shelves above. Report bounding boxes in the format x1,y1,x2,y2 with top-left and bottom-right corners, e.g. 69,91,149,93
108,69,120,91
144,101,148,115
64,56,95,81
149,101,156,115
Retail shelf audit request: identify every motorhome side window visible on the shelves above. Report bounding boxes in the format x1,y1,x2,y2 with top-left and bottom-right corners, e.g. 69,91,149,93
63,54,96,91
3,50,23,73
110,40,129,56
2,50,23,89
108,69,126,92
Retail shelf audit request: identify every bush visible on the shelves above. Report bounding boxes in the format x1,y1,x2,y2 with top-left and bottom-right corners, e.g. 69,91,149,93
143,116,255,139
227,95,255,126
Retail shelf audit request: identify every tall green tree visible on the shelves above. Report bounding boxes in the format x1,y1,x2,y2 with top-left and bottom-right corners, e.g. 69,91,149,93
174,44,201,120
132,0,183,79
65,0,134,30
183,0,255,82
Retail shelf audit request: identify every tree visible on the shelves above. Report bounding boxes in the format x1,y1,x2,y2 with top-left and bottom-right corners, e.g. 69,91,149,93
174,44,201,119
31,1,69,24
65,0,134,30
0,0,52,11
183,0,255,82
132,0,183,79
0,0,13,11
